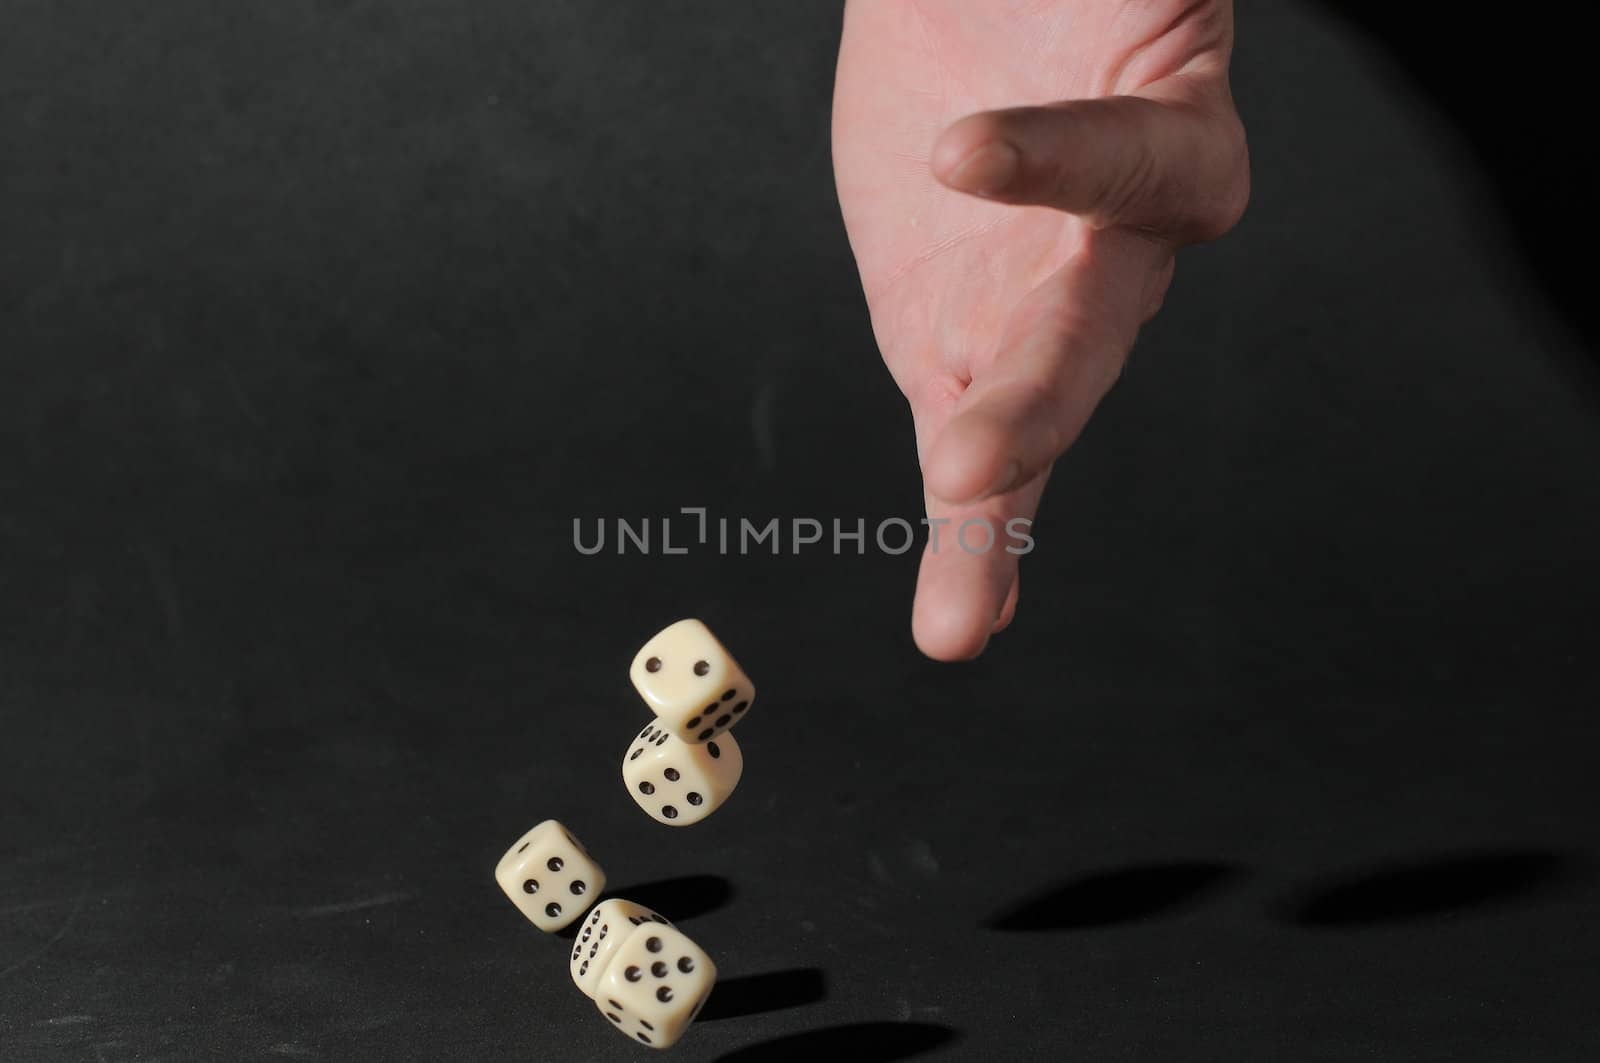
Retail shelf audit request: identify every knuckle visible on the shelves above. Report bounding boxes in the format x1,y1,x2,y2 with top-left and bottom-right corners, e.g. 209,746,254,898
1187,113,1251,242
1096,136,1164,229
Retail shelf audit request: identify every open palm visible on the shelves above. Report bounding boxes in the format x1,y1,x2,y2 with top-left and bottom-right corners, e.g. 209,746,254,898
834,0,1249,659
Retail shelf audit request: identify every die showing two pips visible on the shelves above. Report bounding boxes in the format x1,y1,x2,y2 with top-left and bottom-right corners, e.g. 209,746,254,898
623,618,755,826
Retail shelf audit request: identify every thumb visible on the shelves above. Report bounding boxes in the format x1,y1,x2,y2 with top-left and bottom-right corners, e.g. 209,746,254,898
930,81,1248,243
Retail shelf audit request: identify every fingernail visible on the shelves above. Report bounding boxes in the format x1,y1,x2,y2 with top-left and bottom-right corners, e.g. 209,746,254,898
946,141,1021,196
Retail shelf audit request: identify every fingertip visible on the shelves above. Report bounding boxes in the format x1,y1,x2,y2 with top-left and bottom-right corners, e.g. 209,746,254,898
930,114,989,175
931,116,1021,197
912,593,993,662
910,537,1018,662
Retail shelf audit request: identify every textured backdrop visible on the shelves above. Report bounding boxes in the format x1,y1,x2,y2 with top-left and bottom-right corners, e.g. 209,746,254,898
3,2,1597,1060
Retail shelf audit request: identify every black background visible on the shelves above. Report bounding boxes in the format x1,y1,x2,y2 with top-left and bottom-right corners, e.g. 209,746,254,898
3,1,1598,1060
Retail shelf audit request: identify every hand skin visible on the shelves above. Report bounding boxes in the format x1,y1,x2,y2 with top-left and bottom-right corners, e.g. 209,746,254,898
833,0,1250,661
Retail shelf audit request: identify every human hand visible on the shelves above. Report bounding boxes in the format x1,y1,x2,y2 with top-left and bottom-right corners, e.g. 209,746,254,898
833,0,1250,659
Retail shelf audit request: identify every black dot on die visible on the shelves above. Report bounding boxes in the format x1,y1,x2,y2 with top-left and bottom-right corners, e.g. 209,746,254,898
703,702,719,716
662,806,678,820
651,961,668,977
570,880,587,896
645,657,662,673
545,902,561,918
547,857,564,872
629,915,644,925
651,914,669,924
664,768,680,782
693,660,709,676
641,725,654,738
629,748,643,761
655,734,668,746
722,688,736,701
656,987,674,1003
522,879,539,894
638,781,655,796
686,716,700,729
646,936,663,953
579,961,588,975
678,956,695,973
637,1033,652,1045
732,700,748,714
698,728,714,741
516,842,531,853
639,1020,654,1032
687,792,703,806
605,1012,620,1024
608,999,624,1011
716,714,731,728
707,742,721,759
625,966,642,982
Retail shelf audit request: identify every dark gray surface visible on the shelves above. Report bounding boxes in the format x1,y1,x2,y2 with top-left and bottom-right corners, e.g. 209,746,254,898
3,2,1598,1060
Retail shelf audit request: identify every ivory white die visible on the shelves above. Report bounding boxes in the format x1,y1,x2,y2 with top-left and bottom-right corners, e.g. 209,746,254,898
569,898,672,998
623,723,743,826
493,820,604,932
628,619,755,744
595,922,717,1050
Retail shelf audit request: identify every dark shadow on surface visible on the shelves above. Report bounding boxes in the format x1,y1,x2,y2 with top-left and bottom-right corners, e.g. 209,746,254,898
609,874,735,923
985,861,1240,931
1285,848,1586,927
711,1022,960,1063
697,968,828,1022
